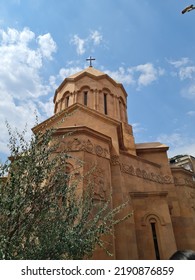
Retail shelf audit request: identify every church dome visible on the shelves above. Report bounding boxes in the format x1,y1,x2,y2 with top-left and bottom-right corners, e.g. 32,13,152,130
53,66,128,123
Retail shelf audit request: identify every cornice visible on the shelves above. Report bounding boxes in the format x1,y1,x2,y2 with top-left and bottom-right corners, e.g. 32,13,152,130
32,103,122,134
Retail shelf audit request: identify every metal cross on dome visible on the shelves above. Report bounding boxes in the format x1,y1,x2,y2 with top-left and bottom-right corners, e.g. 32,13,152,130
86,56,95,67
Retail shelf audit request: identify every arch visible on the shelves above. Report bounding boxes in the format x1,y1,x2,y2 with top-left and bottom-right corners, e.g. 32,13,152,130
55,101,61,113
82,87,90,105
62,90,71,100
80,85,91,92
102,87,111,94
141,212,166,226
118,96,126,106
78,85,91,107
141,211,164,260
101,88,111,116
60,91,71,109
118,96,127,122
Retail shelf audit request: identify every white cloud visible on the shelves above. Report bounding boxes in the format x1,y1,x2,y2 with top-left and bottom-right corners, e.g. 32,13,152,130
168,57,195,99
0,27,57,158
90,30,103,45
38,96,54,118
187,110,195,116
134,63,161,87
0,27,35,45
156,133,195,157
105,63,164,88
168,57,190,68
181,84,195,99
58,67,82,79
0,27,56,100
37,33,57,59
70,30,104,55
132,123,147,134
48,66,82,92
179,66,195,80
168,57,195,81
157,133,183,148
0,94,41,155
105,67,135,85
70,35,86,55
169,143,195,158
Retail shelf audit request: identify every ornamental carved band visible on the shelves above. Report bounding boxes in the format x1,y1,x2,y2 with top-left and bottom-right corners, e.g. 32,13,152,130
111,155,173,185
62,138,110,159
173,176,195,188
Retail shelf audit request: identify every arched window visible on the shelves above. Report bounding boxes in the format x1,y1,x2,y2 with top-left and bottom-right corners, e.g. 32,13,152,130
84,91,88,106
104,93,108,115
150,219,160,260
119,97,126,121
142,212,165,260
66,96,70,108
55,102,58,113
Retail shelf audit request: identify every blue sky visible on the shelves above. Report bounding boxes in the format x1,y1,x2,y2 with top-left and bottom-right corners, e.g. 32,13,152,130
0,0,195,162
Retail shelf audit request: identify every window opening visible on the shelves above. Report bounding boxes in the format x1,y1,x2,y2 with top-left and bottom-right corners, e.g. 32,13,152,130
151,222,160,260
119,100,122,120
104,93,108,115
84,91,88,106
66,96,69,108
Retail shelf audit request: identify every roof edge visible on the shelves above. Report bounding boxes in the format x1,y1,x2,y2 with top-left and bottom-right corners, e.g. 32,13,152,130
53,67,127,103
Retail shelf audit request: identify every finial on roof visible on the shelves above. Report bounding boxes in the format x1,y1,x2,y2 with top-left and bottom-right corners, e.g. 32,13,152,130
86,56,95,67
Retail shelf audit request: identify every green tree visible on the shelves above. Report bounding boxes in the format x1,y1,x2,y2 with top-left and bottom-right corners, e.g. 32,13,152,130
0,124,132,260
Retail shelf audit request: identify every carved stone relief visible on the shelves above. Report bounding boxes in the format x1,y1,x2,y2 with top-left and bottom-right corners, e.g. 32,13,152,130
111,155,173,185
92,166,107,201
178,187,195,212
61,137,110,159
94,177,107,200
173,176,195,188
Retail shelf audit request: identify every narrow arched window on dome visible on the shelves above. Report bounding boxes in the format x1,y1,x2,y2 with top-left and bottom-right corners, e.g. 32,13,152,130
104,93,107,115
66,96,69,108
84,91,88,106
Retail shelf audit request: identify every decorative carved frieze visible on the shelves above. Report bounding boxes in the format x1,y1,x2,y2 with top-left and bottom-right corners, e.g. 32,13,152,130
62,137,110,159
110,155,120,166
173,176,195,188
111,155,173,185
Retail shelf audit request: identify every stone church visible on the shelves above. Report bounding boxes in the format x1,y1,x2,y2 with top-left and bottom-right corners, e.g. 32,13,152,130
33,64,195,260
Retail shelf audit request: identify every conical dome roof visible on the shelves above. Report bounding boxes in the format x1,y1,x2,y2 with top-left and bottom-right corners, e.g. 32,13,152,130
68,66,106,79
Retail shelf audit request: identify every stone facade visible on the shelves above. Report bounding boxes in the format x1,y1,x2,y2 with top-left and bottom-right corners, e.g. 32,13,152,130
33,66,195,260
